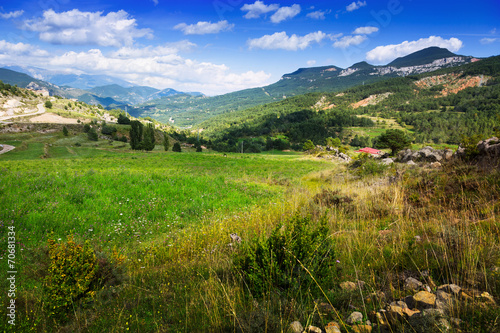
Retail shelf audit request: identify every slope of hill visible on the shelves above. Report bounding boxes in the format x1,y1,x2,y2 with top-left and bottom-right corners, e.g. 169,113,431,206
136,47,474,127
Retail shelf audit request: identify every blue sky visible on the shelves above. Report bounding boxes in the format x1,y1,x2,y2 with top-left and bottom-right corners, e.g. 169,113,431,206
0,0,498,95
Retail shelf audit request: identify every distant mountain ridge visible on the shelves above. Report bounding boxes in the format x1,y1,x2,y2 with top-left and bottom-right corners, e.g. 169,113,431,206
0,47,477,125
0,67,203,109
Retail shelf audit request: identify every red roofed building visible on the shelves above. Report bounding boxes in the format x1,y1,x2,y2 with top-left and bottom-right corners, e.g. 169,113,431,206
356,147,382,155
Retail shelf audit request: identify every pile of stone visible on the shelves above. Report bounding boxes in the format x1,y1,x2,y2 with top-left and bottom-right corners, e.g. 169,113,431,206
288,278,497,333
397,146,454,164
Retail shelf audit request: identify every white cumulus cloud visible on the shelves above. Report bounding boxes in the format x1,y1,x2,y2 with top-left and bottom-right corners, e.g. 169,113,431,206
248,31,328,51
0,10,24,19
22,9,153,47
352,26,378,35
346,1,367,12
366,36,463,64
174,20,234,35
270,4,301,23
333,35,367,48
241,1,279,19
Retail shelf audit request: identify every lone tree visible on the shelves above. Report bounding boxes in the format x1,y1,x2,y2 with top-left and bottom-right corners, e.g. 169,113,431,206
62,126,69,136
377,129,411,155
172,142,182,152
129,120,143,150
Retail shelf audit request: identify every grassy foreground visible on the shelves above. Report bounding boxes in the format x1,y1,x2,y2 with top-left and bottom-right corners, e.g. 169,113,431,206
0,136,499,332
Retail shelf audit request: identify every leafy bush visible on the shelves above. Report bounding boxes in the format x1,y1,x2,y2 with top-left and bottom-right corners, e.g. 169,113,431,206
83,124,91,133
44,100,53,109
101,124,117,135
44,236,98,321
234,214,336,298
303,139,315,151
350,153,388,176
87,128,98,141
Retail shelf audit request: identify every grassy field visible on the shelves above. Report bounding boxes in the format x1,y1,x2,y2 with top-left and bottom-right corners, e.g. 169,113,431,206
0,130,498,332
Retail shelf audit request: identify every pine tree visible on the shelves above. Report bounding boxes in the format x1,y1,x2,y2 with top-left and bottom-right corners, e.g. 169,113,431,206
62,126,69,136
163,132,170,151
142,123,156,151
129,121,143,150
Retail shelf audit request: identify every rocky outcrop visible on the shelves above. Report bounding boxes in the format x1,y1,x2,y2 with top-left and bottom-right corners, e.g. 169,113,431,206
397,146,454,163
454,137,500,166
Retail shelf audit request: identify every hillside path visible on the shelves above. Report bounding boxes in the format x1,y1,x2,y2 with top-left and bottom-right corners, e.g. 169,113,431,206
0,145,15,155
0,102,46,122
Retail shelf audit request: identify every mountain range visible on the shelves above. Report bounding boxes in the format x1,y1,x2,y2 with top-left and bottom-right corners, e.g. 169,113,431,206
0,47,476,126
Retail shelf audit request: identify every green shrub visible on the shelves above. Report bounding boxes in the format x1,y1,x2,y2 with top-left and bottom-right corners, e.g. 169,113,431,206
234,214,336,298
44,236,98,321
172,142,182,152
44,100,53,109
350,153,388,176
101,124,117,135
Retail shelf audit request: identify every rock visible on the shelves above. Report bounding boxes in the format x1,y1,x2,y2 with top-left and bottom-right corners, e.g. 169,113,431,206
422,308,445,318
289,321,304,333
385,305,405,324
381,158,394,165
437,284,461,296
430,162,442,169
352,324,372,333
340,281,357,291
390,300,409,309
347,311,364,325
443,149,454,161
435,290,454,313
407,160,417,165
307,325,322,333
324,321,341,333
405,277,423,291
413,291,436,309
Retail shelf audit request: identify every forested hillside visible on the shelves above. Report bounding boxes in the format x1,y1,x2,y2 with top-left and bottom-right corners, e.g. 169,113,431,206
198,55,500,153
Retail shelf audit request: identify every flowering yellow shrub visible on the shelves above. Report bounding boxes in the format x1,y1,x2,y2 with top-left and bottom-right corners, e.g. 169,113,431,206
44,236,98,321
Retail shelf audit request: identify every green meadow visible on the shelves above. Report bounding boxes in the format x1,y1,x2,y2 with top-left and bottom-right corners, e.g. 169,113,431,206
0,130,499,333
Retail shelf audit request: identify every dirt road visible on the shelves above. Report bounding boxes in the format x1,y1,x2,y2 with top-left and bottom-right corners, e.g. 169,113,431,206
0,144,15,154
0,102,46,122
